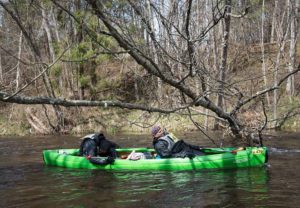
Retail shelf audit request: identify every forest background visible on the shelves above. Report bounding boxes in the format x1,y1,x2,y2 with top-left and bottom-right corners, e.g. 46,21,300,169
0,0,299,146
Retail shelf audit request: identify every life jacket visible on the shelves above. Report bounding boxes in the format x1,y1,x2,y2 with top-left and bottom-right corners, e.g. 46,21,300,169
79,134,98,156
82,133,105,146
83,134,97,140
158,133,178,152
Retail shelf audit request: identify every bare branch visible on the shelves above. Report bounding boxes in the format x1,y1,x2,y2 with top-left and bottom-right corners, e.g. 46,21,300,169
187,107,219,147
3,46,71,100
228,7,249,18
0,1,41,57
61,50,129,63
231,63,300,115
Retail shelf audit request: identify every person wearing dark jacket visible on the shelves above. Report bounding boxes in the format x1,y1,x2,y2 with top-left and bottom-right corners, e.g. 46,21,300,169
79,133,119,165
151,125,205,158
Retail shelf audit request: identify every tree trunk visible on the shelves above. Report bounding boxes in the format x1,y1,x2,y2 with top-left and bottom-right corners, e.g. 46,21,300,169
270,0,278,43
134,63,140,100
214,0,231,130
286,0,297,99
273,3,290,127
1,1,65,132
146,0,163,102
260,0,270,106
42,5,55,62
15,31,22,91
41,3,64,132
0,52,2,82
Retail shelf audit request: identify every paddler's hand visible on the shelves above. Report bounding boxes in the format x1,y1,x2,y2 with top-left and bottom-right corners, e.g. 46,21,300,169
197,146,204,151
106,156,115,164
86,155,91,160
186,153,195,159
231,147,245,154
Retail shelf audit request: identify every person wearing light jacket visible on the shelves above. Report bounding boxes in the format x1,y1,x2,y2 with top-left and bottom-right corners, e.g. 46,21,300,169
151,125,205,158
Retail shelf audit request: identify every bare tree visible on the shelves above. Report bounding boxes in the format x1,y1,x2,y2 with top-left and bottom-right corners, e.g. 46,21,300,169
0,0,64,132
0,0,299,143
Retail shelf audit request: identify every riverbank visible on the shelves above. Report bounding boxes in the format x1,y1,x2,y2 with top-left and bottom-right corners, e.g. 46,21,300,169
1,102,299,136
0,104,203,136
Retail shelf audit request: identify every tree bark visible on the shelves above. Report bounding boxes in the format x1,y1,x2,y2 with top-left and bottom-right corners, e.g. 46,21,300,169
273,5,290,127
270,0,278,43
0,53,2,82
15,31,22,91
286,0,297,99
214,0,231,130
260,0,270,106
42,5,56,62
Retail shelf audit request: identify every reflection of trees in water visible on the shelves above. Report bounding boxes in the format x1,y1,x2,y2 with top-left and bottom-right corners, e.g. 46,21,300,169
42,168,118,206
0,158,270,207
110,168,269,207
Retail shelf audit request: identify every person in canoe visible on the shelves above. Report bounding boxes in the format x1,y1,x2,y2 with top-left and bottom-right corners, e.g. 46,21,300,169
79,132,119,165
151,125,205,158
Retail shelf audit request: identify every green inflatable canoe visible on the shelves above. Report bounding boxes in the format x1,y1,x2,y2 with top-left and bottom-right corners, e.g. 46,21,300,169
43,147,268,171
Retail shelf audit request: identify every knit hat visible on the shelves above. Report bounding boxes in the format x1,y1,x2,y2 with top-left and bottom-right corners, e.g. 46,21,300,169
151,125,161,137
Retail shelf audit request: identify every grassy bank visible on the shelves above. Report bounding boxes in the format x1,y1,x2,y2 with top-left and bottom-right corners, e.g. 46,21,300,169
1,103,299,136
0,104,203,136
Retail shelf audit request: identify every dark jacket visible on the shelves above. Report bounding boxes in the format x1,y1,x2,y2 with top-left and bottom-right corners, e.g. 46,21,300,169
152,134,175,158
79,133,119,165
153,136,204,158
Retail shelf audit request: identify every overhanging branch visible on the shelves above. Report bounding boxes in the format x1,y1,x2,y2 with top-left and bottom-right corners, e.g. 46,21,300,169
0,91,194,114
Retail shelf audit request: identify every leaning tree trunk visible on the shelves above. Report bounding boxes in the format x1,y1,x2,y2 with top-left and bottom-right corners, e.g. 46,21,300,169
86,0,243,137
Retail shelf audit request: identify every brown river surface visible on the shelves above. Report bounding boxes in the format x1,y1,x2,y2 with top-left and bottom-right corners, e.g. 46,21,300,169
0,131,299,208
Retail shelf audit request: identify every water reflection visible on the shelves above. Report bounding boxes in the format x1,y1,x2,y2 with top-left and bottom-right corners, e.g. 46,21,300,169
38,167,269,208
115,168,268,207
1,133,300,207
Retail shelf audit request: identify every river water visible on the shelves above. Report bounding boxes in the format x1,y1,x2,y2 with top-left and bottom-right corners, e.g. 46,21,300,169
0,132,299,208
